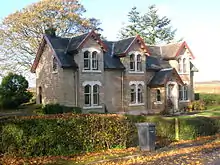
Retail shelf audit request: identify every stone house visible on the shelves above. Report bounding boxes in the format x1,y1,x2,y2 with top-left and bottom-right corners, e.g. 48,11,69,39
31,30,198,114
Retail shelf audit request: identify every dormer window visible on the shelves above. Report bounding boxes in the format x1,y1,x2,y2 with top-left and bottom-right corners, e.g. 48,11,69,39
83,48,100,72
52,57,58,73
178,57,188,74
129,52,143,73
130,54,135,71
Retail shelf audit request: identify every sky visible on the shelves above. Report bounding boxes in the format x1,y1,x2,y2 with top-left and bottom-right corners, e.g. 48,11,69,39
0,0,219,84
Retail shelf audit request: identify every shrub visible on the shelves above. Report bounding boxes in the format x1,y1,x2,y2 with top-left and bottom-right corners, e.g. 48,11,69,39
200,93,220,106
179,117,218,140
0,114,133,157
0,73,33,109
187,100,206,111
42,104,82,114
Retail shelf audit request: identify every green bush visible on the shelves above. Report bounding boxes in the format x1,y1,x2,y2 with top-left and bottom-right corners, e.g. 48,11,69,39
179,117,218,140
0,114,133,157
42,104,82,114
200,93,220,106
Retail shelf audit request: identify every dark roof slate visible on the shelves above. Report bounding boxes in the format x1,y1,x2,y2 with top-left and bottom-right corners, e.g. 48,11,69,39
148,68,173,86
113,37,135,55
103,41,125,69
190,62,199,72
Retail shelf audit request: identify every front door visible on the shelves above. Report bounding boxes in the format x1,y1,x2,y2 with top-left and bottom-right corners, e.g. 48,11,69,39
167,82,178,111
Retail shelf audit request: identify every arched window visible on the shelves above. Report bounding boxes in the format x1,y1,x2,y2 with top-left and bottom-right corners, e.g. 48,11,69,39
130,54,135,71
183,58,187,73
52,57,58,72
84,51,90,70
137,84,143,103
93,84,99,105
137,54,142,71
156,89,161,102
92,51,98,70
130,84,136,103
84,84,91,105
178,58,182,73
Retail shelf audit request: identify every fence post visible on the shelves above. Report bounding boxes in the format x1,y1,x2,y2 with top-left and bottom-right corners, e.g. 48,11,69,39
175,117,179,141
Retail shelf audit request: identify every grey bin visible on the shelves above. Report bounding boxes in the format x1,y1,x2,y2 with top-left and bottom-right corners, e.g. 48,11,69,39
135,122,156,151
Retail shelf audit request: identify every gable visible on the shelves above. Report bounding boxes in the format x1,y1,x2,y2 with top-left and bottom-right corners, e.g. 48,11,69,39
175,41,195,59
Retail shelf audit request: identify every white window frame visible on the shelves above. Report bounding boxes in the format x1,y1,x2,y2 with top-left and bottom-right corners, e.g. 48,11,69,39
128,51,144,73
52,57,58,73
129,81,145,106
82,81,102,109
177,56,189,74
179,82,189,102
82,48,101,73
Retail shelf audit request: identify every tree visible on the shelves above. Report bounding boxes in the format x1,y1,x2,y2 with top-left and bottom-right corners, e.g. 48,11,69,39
119,5,178,45
0,73,32,109
0,0,102,74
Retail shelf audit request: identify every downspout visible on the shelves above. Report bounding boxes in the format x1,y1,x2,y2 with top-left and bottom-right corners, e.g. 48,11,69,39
121,70,124,112
74,70,78,107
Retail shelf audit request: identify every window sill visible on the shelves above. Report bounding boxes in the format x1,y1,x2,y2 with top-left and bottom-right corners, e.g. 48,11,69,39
52,71,58,74
129,71,144,74
83,105,102,109
154,101,162,105
179,100,190,102
129,103,144,106
82,70,102,73
178,72,189,75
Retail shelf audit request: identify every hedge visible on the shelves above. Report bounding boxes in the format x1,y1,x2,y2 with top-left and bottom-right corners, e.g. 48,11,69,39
0,114,134,157
1,114,220,157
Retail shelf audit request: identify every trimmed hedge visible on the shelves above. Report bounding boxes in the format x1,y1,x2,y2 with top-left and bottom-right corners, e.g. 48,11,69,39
0,114,134,157
200,93,220,106
1,114,220,157
42,104,82,114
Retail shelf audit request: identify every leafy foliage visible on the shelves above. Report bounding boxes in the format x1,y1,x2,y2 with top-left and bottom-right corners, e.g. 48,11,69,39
187,100,206,111
0,0,102,74
42,103,82,114
0,73,32,109
200,93,220,106
119,5,178,45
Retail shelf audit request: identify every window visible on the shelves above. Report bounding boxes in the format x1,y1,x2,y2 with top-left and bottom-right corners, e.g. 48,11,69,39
179,85,188,101
183,58,187,73
83,49,100,71
156,89,161,101
178,58,182,73
93,84,99,105
137,54,142,71
178,57,188,73
83,81,101,107
137,84,143,103
129,52,143,72
84,51,90,70
92,51,98,70
130,54,135,71
130,84,136,104
52,57,58,72
84,85,91,105
129,81,144,105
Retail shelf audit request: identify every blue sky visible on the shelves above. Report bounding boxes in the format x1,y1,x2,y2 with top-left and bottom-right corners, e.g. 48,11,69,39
0,0,219,83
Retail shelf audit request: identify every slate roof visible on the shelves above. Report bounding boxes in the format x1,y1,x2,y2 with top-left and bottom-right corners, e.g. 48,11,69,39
190,62,199,72
103,41,125,69
148,42,183,59
148,68,174,86
113,37,135,55
146,56,171,71
43,33,126,70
